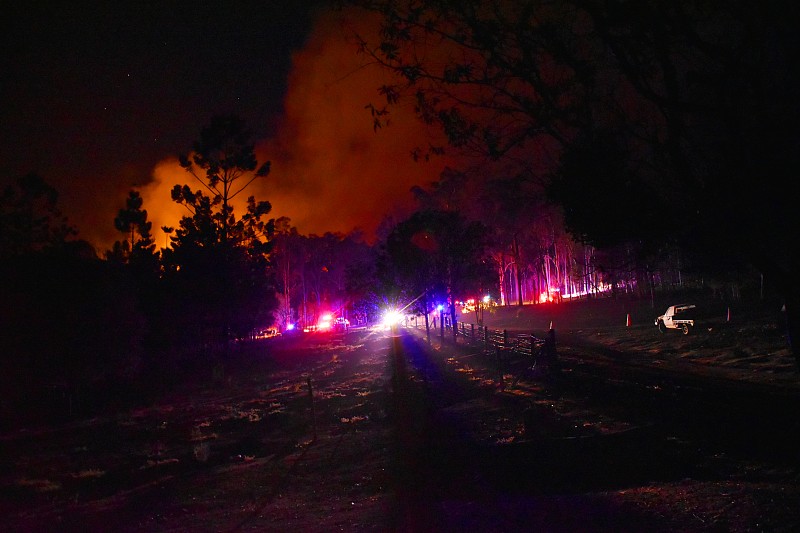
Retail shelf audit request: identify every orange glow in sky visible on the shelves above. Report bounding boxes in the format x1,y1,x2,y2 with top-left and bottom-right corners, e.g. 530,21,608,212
141,9,453,249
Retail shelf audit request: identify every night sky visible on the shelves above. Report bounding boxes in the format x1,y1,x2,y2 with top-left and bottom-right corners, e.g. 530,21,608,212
2,2,449,249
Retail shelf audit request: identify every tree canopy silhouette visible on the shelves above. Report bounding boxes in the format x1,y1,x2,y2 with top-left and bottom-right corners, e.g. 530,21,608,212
380,209,497,330
0,173,78,258
165,116,278,346
347,0,800,361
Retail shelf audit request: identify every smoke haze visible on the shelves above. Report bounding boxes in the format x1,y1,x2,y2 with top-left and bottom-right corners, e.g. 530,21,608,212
141,9,451,248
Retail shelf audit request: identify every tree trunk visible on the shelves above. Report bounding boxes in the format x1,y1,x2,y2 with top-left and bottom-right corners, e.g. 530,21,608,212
513,236,523,306
450,300,457,340
498,257,507,306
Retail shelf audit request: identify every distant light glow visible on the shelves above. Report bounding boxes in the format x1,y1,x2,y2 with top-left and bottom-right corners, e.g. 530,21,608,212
459,298,476,313
381,309,403,328
318,313,333,330
555,283,612,300
286,323,295,331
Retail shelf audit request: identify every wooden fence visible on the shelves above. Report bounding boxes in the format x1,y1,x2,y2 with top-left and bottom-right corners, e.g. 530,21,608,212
414,320,557,364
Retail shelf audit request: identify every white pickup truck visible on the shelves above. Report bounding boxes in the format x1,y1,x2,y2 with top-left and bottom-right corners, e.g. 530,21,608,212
655,304,696,335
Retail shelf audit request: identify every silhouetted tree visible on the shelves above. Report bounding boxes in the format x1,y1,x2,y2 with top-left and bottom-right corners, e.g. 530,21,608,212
165,116,278,351
107,190,159,272
271,226,374,328
0,173,77,258
344,246,380,325
380,209,497,332
178,115,271,244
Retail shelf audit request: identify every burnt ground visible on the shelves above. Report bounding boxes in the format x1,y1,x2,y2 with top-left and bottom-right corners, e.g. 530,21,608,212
2,300,800,532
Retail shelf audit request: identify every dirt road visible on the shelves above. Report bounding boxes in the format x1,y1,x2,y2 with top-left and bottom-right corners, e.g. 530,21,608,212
3,325,799,532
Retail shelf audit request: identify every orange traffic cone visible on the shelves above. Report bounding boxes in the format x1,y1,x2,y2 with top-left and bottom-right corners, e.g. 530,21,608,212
626,314,631,327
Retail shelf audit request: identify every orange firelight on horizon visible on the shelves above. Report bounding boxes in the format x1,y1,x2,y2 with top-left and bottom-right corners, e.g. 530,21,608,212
140,8,454,249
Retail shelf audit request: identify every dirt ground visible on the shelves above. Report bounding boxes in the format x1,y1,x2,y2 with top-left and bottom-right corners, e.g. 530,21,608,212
2,296,799,532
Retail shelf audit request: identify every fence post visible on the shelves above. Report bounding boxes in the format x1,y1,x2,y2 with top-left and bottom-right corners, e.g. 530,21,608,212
498,329,508,387
496,336,504,390
307,376,317,442
545,328,557,361
471,323,475,343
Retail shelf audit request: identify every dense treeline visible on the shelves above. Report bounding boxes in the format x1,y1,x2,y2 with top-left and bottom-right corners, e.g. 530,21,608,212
0,119,276,427
0,119,385,428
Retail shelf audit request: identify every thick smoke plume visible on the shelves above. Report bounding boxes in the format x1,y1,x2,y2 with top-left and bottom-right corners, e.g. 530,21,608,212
142,9,451,248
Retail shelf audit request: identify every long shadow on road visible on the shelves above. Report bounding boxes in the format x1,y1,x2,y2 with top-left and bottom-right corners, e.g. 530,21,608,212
384,330,693,532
